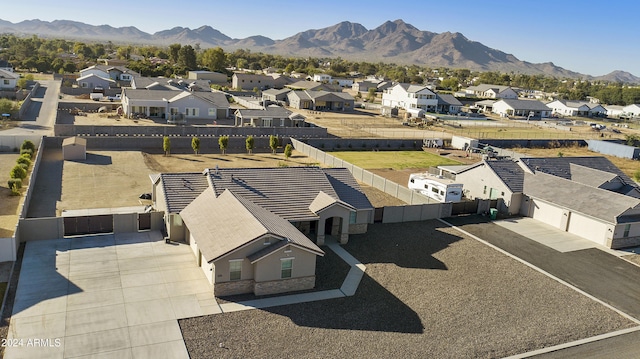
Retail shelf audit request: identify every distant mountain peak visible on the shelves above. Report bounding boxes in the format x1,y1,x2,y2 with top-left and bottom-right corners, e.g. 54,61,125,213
0,17,635,80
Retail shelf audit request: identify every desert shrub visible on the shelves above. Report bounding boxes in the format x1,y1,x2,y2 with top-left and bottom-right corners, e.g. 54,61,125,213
10,165,27,179
20,148,33,159
8,178,22,190
21,140,36,152
16,156,31,167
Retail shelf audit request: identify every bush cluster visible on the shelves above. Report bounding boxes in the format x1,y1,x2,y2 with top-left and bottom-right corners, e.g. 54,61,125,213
8,140,35,195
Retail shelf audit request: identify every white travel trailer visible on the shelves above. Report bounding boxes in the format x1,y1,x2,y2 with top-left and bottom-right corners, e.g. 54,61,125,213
408,173,464,203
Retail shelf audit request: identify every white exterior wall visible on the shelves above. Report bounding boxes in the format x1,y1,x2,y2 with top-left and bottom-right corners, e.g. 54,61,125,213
614,222,640,239
567,212,610,246
454,164,518,213
497,88,518,99
491,101,513,117
201,252,213,284
624,104,640,117
530,199,565,229
382,85,437,111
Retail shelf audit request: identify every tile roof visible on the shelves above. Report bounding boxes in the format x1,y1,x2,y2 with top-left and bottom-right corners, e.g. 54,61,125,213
161,167,372,220
520,156,636,186
160,172,209,213
485,160,525,192
0,69,19,79
523,172,640,223
322,168,373,210
567,163,618,188
309,191,355,213
180,189,323,263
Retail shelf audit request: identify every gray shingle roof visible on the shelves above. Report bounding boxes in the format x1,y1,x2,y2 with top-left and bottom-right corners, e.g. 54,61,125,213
309,191,355,213
437,93,463,106
497,99,551,111
567,163,618,188
235,106,293,119
523,172,640,223
180,189,323,263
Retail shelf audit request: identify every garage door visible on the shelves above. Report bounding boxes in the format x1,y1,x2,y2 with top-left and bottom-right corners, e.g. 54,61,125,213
567,212,608,246
530,200,565,229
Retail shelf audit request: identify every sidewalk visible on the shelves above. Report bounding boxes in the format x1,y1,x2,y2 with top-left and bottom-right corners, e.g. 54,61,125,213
218,236,366,313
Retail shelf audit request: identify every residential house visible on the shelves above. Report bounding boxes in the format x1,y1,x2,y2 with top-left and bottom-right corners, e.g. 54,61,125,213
331,78,354,87
475,99,496,113
0,69,18,90
234,106,307,127
451,156,640,248
464,84,518,99
285,80,342,92
0,60,13,72
352,80,379,93
546,100,606,117
152,167,374,295
121,89,229,121
131,77,212,92
188,71,228,85
313,73,332,83
261,88,291,104
436,94,463,114
606,105,626,118
232,73,275,91
492,99,551,118
381,83,438,112
76,73,116,89
287,90,354,111
79,64,139,82
624,104,640,117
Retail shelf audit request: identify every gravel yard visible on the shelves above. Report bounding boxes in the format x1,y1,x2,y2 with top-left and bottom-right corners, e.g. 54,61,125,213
179,220,634,359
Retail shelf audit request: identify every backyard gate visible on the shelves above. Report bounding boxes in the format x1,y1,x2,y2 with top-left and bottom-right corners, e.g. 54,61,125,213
63,215,114,236
451,200,479,215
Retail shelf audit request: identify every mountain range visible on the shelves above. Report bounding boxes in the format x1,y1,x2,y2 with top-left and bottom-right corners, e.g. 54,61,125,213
1,18,638,82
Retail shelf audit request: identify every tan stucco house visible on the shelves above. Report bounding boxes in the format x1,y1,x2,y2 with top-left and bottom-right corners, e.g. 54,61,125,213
151,166,373,296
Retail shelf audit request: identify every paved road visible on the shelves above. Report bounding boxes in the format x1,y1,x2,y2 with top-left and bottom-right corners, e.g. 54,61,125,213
445,216,640,358
3,80,60,137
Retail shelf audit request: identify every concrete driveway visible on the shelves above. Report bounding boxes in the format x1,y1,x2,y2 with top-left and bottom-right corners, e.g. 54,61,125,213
5,231,220,359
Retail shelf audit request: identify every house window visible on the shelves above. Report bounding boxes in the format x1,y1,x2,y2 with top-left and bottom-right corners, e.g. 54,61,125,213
624,224,631,237
349,211,357,224
263,118,273,127
229,260,242,281
208,108,215,116
3,80,9,85
173,215,182,227
185,108,199,117
483,186,487,195
281,258,293,279
280,119,285,127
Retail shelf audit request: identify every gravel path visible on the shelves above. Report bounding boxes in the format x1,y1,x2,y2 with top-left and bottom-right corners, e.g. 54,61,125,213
180,220,634,359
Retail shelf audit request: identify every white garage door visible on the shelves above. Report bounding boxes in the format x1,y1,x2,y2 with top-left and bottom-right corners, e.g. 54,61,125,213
567,212,608,246
530,199,565,229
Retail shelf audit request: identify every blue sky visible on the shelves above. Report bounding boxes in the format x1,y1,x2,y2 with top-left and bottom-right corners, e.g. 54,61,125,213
2,0,638,76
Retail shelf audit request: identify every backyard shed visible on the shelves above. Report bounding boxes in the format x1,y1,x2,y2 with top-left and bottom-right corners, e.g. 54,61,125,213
62,136,87,160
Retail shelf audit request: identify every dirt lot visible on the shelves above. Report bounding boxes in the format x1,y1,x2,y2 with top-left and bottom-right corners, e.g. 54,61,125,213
179,220,633,359
33,149,398,214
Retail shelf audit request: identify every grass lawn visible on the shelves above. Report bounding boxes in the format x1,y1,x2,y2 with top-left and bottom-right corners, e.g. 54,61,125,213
330,150,462,169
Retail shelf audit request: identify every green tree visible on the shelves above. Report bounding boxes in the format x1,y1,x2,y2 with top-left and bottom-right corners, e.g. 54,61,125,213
218,135,229,155
163,136,171,156
191,137,200,155
245,135,254,154
178,45,197,69
366,87,376,102
200,47,226,72
284,144,293,160
269,135,278,154
168,43,181,63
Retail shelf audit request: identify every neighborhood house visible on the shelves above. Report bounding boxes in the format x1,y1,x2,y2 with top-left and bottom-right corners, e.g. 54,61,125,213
151,167,374,296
